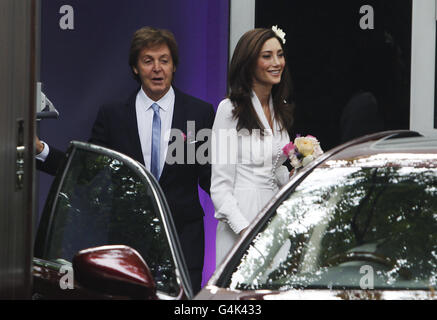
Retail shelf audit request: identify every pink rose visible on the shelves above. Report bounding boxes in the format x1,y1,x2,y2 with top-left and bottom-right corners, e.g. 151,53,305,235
282,141,295,156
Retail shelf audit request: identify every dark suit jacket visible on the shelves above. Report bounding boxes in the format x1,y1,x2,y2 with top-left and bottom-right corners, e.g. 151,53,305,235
89,87,215,224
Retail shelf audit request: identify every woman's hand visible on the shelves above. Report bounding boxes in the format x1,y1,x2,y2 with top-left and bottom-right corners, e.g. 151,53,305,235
289,168,295,177
239,228,248,237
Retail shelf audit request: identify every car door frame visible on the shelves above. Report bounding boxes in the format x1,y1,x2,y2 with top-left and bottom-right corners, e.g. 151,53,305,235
33,141,193,300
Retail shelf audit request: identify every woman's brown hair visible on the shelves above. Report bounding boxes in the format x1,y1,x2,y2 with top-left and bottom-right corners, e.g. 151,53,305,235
228,28,294,134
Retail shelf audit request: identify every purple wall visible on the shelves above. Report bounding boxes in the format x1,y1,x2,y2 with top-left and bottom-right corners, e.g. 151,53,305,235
39,0,229,287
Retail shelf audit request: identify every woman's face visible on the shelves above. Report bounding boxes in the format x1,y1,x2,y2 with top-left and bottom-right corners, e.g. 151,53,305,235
253,37,285,89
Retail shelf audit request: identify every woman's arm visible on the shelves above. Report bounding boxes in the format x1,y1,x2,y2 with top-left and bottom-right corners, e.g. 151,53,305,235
211,100,250,235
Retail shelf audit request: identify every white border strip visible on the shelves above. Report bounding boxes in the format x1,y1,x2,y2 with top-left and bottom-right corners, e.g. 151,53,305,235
410,0,437,136
229,0,255,62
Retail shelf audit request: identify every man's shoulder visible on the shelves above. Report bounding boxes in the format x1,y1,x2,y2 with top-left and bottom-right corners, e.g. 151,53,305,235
98,89,138,112
174,88,213,110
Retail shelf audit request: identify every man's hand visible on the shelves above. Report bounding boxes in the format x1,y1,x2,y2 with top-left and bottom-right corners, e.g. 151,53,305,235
36,136,44,154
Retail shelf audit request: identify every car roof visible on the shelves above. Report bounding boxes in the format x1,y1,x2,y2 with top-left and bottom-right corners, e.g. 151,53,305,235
325,132,437,164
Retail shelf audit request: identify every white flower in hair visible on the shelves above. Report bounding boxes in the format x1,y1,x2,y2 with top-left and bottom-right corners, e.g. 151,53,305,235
272,25,286,44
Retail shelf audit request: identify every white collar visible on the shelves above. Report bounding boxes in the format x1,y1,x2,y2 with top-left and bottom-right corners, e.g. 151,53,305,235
139,86,175,112
251,90,276,133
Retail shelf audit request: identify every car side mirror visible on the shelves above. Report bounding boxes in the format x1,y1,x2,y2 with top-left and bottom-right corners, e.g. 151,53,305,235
73,245,157,299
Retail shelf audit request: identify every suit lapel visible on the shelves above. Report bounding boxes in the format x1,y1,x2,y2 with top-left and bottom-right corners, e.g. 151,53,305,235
159,88,186,183
124,89,145,165
169,88,187,132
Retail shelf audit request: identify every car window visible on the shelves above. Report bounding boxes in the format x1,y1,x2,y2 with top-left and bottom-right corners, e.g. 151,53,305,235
40,147,179,296
227,163,437,291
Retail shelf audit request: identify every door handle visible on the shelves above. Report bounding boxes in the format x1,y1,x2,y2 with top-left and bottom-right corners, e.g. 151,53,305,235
16,119,25,191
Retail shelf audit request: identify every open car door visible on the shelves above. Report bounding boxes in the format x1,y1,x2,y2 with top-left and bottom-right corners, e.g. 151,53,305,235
32,141,193,300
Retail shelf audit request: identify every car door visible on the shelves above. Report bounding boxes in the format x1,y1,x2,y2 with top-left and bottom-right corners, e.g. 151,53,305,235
32,141,193,300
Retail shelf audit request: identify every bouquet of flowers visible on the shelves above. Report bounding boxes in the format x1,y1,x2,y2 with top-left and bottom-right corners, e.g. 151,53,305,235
282,135,324,169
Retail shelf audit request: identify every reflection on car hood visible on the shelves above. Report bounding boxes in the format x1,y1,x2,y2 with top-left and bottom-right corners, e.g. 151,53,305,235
323,153,437,168
197,286,437,300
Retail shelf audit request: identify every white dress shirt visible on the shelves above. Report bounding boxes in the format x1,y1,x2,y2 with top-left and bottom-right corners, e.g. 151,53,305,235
36,141,50,161
136,86,175,178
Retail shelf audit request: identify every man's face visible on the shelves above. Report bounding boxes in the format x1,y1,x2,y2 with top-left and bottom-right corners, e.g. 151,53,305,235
133,44,176,101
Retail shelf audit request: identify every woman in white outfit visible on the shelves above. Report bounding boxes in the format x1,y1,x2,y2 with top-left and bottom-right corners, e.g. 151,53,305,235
211,28,294,266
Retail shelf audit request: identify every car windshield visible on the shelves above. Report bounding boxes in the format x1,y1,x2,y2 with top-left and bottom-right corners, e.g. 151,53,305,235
227,158,437,291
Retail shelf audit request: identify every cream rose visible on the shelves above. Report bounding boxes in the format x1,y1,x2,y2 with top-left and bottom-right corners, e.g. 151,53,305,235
294,137,316,157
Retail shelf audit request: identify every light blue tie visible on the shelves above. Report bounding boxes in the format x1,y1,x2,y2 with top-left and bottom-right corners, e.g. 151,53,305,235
150,103,161,179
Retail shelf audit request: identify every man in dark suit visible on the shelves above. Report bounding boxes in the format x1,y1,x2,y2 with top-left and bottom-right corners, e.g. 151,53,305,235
37,26,215,294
